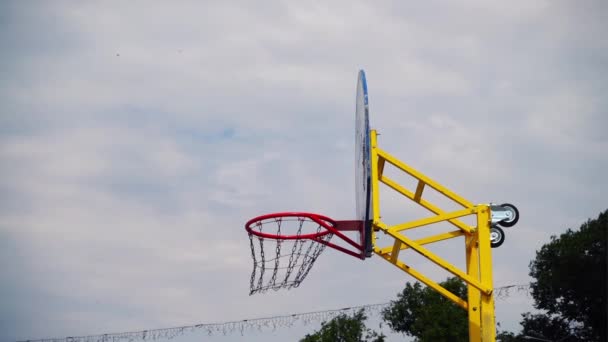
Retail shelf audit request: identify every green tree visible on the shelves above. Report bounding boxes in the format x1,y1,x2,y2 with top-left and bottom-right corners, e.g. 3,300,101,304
517,312,574,341
496,330,523,342
382,277,468,342
525,209,607,341
299,309,385,342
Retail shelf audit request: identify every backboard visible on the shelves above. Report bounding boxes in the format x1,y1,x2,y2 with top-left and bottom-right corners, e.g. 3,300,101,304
355,70,373,258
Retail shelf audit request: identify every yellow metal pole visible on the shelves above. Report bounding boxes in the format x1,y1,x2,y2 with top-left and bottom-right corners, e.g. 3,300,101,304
379,174,474,233
374,249,469,309
388,207,477,233
466,232,481,342
377,230,464,254
377,148,474,208
389,240,402,263
477,205,496,341
384,230,492,294
414,180,425,202
370,130,380,245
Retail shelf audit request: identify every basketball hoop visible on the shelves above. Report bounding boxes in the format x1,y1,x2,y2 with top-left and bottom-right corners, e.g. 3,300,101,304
245,212,365,295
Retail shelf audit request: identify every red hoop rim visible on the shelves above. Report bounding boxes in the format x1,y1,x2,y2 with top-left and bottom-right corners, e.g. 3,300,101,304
245,211,366,259
245,212,337,240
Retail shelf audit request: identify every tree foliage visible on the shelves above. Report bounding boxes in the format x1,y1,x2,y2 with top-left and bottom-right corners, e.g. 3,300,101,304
495,330,521,342
521,312,577,341
382,277,468,342
299,309,385,342
527,209,607,341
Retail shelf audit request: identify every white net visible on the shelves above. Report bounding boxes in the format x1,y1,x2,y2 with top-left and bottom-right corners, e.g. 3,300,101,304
247,215,334,295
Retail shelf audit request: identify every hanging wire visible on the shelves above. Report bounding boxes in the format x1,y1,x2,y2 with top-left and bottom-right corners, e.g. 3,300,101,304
18,284,530,342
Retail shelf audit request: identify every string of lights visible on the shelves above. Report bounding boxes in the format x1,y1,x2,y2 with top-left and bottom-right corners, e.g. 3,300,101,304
19,284,530,342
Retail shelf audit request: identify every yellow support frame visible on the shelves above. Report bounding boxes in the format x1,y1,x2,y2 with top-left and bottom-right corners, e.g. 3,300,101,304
369,130,496,342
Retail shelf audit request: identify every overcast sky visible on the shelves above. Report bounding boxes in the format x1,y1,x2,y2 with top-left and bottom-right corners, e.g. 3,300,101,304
1,1,607,342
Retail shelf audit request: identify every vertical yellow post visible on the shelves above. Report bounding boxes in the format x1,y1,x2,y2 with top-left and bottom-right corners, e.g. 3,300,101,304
370,130,380,244
466,232,481,342
477,205,496,341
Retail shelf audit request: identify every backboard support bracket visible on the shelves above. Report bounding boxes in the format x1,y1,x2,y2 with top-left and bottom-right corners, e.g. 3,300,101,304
368,129,497,342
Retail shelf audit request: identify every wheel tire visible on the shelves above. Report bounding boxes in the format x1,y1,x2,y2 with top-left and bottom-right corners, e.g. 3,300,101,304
497,203,519,228
490,226,505,248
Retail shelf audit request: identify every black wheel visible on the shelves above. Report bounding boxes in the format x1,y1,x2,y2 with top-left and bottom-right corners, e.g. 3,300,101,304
497,203,519,227
490,226,505,248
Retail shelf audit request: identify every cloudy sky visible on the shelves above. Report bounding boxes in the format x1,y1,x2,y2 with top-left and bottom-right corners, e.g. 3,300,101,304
1,1,606,341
